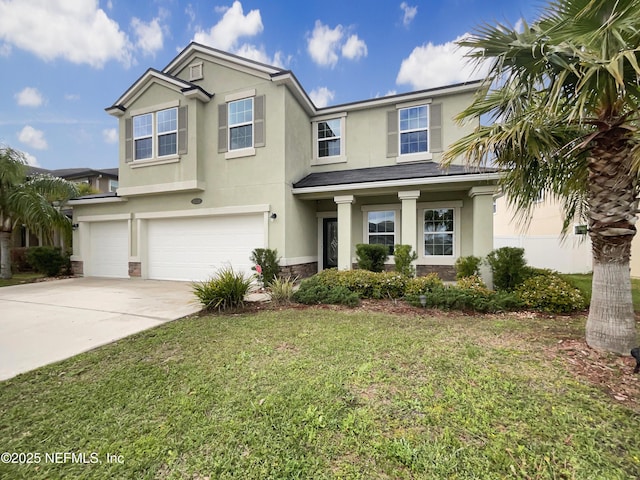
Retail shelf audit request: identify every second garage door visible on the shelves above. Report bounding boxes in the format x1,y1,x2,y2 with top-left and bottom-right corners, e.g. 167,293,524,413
146,215,265,281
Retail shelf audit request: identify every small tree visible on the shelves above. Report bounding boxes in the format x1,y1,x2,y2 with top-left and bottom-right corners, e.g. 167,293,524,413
0,147,78,279
250,248,280,286
485,247,527,292
393,244,418,277
355,244,389,272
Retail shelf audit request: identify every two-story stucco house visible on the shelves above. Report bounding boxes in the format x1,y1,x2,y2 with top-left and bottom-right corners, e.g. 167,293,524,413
69,42,499,282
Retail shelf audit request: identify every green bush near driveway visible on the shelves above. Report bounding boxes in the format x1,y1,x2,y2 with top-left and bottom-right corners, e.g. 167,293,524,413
192,266,252,311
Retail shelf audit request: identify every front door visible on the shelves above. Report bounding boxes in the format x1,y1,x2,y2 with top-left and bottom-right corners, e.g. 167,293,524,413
322,218,338,269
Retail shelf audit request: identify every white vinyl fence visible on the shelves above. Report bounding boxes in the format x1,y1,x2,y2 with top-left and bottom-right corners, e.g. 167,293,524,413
494,235,592,274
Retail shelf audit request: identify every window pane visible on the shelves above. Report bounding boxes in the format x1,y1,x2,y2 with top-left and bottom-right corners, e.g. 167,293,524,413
318,119,341,139
369,234,395,255
135,137,152,159
319,139,340,157
400,106,427,131
424,209,454,256
157,108,177,134
229,98,253,126
230,124,252,150
368,211,395,233
158,133,177,156
133,113,152,137
400,130,428,154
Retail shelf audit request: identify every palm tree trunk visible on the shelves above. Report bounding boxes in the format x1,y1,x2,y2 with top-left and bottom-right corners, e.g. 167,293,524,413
585,137,638,354
0,231,12,280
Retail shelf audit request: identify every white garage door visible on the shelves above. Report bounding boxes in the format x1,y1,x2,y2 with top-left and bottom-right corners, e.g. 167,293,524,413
147,215,264,281
89,221,129,278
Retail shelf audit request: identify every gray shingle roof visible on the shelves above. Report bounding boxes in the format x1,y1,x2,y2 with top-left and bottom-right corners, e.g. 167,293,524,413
292,162,498,189
27,167,118,179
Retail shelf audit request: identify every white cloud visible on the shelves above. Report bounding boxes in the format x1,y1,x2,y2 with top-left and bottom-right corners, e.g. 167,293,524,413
185,3,196,30
307,21,368,68
309,87,335,108
233,44,289,68
102,128,118,144
0,0,132,68
341,34,367,60
64,93,80,101
396,34,490,90
22,151,39,166
307,21,343,68
18,125,47,150
15,87,45,107
131,17,164,56
106,0,113,10
0,42,10,57
400,2,418,27
194,1,263,51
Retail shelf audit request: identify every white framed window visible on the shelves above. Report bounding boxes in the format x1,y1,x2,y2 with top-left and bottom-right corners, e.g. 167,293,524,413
132,107,178,160
133,113,153,160
367,210,397,255
318,119,341,158
157,108,177,157
399,105,428,155
228,97,253,151
109,179,119,192
423,208,455,257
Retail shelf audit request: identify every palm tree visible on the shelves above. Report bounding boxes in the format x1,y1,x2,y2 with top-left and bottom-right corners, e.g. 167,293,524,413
444,0,640,354
0,146,79,279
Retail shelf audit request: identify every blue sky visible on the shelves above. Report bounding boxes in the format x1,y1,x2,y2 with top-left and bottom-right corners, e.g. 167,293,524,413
0,0,539,170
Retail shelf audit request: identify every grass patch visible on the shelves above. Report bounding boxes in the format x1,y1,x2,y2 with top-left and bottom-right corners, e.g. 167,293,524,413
0,309,638,479
561,273,640,311
0,272,45,287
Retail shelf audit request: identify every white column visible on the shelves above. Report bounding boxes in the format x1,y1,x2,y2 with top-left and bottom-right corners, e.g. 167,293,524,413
469,186,497,286
398,190,420,254
334,195,355,270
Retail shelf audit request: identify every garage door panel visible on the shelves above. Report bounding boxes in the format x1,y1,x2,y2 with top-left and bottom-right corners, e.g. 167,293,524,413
147,215,264,282
89,221,129,278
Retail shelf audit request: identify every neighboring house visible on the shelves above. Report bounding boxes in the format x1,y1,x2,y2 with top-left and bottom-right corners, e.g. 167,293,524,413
493,194,593,273
11,167,119,248
68,42,499,282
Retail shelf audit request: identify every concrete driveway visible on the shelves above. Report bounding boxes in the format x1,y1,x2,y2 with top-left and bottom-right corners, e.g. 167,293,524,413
0,277,201,381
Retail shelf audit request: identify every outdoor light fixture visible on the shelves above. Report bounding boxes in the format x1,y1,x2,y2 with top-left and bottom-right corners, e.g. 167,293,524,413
270,213,277,221
419,294,427,308
72,223,79,231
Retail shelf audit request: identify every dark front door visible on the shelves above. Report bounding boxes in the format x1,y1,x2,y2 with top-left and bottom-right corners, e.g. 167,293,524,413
323,218,338,269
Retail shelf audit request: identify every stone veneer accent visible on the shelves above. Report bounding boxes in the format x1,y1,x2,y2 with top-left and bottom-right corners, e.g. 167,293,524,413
128,262,141,277
71,260,83,276
279,262,318,279
416,264,456,281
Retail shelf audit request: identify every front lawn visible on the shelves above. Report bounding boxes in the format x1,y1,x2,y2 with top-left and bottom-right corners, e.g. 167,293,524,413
0,308,638,479
0,272,45,287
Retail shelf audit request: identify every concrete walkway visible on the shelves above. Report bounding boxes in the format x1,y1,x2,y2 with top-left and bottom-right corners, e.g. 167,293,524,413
0,277,202,381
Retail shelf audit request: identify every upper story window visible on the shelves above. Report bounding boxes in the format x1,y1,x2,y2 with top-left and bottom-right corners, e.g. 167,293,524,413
318,119,341,158
132,107,178,161
218,91,265,159
228,98,253,150
109,179,119,192
399,105,428,155
387,102,441,163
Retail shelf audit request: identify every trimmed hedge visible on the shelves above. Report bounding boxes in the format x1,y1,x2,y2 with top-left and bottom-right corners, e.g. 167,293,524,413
405,273,444,296
355,244,389,272
314,269,407,299
407,286,522,313
292,275,359,306
455,255,483,279
25,246,68,277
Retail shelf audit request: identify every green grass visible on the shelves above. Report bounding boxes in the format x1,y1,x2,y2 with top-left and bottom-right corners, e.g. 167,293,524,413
0,309,638,479
561,273,640,311
0,272,45,287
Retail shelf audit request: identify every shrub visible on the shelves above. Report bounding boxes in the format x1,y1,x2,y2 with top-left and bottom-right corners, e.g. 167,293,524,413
355,243,389,272
405,273,444,297
10,247,31,272
407,285,522,313
314,269,407,299
292,275,359,307
456,274,489,292
192,266,252,311
268,275,297,305
393,244,418,277
485,247,528,291
515,275,587,314
455,255,483,279
25,246,67,277
250,248,280,286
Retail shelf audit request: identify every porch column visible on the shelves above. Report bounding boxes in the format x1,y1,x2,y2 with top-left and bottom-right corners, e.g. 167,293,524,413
398,190,421,254
334,195,355,270
469,186,497,286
